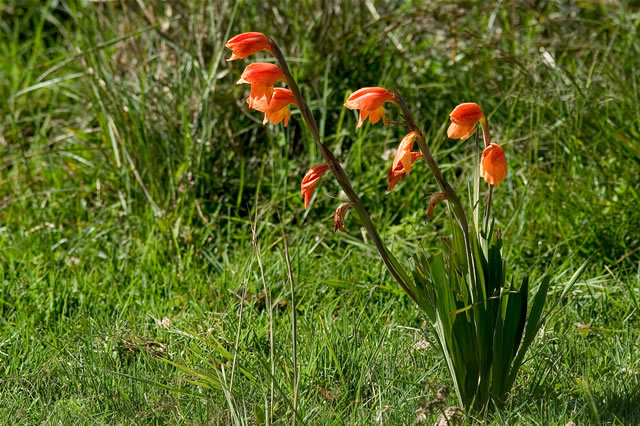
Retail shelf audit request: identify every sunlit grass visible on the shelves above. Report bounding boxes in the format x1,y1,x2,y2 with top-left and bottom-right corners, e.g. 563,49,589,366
1,0,639,423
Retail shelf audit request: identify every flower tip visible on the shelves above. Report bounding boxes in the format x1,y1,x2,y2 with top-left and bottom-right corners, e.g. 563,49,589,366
426,193,447,220
225,32,272,61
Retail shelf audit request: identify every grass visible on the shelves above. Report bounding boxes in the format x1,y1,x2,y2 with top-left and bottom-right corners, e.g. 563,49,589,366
1,0,639,423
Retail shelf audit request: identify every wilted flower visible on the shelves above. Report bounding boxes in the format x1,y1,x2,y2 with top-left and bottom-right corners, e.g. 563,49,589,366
333,202,355,233
301,165,329,208
447,102,486,140
225,32,272,61
248,87,297,126
388,152,423,191
237,62,286,106
344,87,395,128
480,143,507,185
426,192,447,220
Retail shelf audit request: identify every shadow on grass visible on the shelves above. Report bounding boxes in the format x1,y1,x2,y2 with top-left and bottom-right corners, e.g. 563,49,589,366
599,382,640,425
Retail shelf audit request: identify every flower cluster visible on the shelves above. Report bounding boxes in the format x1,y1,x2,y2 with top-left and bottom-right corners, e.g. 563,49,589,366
226,32,507,234
226,33,296,126
225,31,547,413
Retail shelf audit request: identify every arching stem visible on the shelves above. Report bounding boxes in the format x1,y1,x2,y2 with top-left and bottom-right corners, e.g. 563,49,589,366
269,40,417,304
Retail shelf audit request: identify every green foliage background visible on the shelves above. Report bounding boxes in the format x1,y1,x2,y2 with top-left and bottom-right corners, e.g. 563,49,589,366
1,0,639,423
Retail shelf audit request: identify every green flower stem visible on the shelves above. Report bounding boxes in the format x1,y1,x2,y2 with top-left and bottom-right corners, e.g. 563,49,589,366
480,116,491,147
484,185,494,233
480,115,493,233
268,41,417,304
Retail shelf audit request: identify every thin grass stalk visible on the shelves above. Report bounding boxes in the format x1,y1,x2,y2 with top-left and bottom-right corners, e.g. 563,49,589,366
252,210,274,423
268,40,417,304
282,228,298,425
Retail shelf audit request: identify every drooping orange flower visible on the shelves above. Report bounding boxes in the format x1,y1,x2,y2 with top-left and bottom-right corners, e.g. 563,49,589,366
387,132,422,191
447,103,486,140
480,143,507,185
388,152,423,191
391,131,418,172
225,32,272,61
248,87,297,126
301,165,329,208
344,87,395,128
333,202,355,233
237,63,286,106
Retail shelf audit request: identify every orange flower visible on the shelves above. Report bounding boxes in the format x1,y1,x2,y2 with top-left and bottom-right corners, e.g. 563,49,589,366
387,132,421,191
301,165,329,208
238,63,286,106
248,88,297,126
344,87,395,128
388,152,423,191
333,202,355,233
225,32,272,61
391,131,418,173
480,143,507,185
447,103,486,140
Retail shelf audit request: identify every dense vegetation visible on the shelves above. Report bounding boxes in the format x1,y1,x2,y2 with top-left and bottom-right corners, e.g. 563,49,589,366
1,1,639,423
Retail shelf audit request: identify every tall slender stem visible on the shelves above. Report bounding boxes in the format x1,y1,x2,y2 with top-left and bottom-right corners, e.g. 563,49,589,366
269,41,417,304
391,91,477,290
480,116,491,147
282,229,298,425
480,115,493,234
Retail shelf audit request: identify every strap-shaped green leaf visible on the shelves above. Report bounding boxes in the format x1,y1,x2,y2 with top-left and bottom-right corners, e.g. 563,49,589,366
504,275,551,392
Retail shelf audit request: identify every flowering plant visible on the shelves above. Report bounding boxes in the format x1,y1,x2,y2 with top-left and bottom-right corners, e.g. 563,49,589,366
226,32,581,412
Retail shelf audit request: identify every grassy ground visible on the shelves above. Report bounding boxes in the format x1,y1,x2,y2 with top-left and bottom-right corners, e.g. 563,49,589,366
1,0,639,424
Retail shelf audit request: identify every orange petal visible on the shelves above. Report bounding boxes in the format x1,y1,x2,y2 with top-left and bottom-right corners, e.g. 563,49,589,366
392,131,418,172
248,88,296,126
237,63,285,105
480,143,507,185
447,103,485,140
387,152,422,191
368,106,387,126
344,87,393,110
449,103,484,125
225,32,272,61
387,172,404,191
301,165,329,208
447,122,476,140
265,106,290,126
345,87,394,128
357,109,369,129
